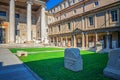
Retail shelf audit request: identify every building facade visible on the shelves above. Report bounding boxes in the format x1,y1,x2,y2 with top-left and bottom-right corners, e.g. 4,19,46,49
0,0,48,44
48,0,120,51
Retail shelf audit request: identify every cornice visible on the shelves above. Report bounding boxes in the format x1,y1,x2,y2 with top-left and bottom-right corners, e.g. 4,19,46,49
48,1,120,27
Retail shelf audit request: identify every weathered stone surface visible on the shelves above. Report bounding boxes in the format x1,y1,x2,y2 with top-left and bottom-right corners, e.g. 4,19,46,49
96,42,103,53
64,48,83,72
103,49,120,80
16,51,28,57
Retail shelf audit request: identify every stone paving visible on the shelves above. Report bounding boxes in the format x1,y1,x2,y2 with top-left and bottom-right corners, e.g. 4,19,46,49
0,48,42,80
0,44,44,48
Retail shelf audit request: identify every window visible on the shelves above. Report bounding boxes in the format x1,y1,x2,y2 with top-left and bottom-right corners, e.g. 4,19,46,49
64,3,66,8
51,27,53,32
54,8,56,13
73,10,76,14
68,23,71,30
68,0,71,6
46,29,48,32
64,14,66,17
56,17,58,20
15,14,20,18
89,16,94,26
72,0,75,3
0,11,6,16
15,30,19,36
111,10,118,22
78,0,83,2
60,5,62,10
94,1,99,7
58,25,60,31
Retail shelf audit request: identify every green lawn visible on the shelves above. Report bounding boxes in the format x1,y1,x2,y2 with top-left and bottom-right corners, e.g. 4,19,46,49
10,48,111,80
10,47,64,53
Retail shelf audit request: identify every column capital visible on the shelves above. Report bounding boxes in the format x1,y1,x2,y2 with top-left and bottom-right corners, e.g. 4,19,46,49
27,0,33,5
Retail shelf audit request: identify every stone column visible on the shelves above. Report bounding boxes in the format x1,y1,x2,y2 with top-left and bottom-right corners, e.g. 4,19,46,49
53,37,55,45
95,33,98,43
95,32,98,47
61,37,63,46
106,32,110,49
82,33,85,49
27,0,33,42
85,33,88,48
56,37,58,46
40,6,46,42
66,36,68,46
73,35,77,47
9,0,15,43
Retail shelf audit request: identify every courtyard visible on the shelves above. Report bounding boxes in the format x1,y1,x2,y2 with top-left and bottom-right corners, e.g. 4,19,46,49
9,47,111,80
0,0,120,80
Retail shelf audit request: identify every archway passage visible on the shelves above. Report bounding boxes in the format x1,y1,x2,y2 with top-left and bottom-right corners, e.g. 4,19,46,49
0,19,6,44
0,28,5,44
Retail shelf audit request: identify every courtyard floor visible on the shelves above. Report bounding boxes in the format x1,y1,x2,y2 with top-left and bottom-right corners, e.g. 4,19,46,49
0,48,42,80
9,47,112,80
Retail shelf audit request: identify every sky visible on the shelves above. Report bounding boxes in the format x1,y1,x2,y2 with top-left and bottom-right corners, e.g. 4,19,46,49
46,0,63,10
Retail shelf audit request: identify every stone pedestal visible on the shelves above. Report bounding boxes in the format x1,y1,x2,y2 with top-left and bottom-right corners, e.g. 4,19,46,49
103,49,120,80
64,48,83,72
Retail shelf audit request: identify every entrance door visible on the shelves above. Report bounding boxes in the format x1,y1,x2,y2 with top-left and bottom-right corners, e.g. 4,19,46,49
103,36,106,49
0,28,5,43
118,32,120,48
109,35,112,49
77,38,82,47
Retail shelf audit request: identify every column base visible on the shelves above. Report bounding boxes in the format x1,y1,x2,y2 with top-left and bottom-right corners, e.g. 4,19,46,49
25,41,33,44
9,41,15,44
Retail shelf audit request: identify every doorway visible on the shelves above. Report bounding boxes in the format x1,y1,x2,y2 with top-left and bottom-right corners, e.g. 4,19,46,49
118,32,120,48
0,28,5,43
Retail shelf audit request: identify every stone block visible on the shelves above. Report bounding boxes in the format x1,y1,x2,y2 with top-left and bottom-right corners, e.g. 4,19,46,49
103,49,120,80
64,48,83,72
16,51,28,57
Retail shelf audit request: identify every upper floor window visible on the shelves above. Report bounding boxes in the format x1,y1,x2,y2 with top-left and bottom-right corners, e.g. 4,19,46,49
52,9,55,13
111,10,118,22
64,14,66,17
73,10,76,14
64,3,66,8
68,22,71,30
58,25,61,31
54,8,56,13
94,1,99,7
15,14,20,18
78,0,83,2
68,0,71,6
51,27,53,32
46,29,48,32
89,16,94,26
72,0,75,3
0,11,6,16
60,4,62,10
56,17,58,20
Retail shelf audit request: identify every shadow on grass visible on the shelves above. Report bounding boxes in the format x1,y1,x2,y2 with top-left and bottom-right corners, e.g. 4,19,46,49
23,53,112,80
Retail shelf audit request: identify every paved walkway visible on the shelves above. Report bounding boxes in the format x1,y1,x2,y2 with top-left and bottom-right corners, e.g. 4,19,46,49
0,48,42,80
